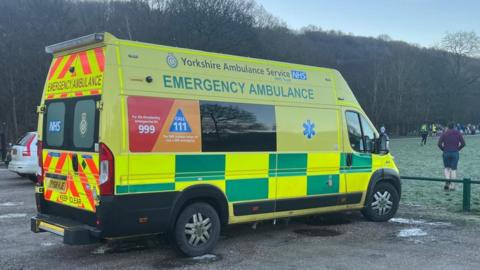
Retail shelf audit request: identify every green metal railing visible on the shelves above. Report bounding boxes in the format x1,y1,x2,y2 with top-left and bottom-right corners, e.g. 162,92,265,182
401,176,480,211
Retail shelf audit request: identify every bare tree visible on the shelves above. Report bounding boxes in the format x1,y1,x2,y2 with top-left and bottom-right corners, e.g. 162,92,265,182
441,31,480,57
1,0,480,138
439,31,480,119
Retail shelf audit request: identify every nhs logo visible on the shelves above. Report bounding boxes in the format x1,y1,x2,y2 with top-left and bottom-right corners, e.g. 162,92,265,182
48,120,62,133
291,70,307,80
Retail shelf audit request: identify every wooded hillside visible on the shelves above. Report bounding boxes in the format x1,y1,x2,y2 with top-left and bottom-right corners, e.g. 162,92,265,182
0,0,479,140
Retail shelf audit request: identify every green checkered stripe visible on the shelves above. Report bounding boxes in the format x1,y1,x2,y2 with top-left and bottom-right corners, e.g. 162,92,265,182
116,183,175,194
117,153,372,201
175,154,226,181
340,153,373,173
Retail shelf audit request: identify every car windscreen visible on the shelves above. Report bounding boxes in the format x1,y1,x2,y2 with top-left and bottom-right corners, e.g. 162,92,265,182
43,96,100,152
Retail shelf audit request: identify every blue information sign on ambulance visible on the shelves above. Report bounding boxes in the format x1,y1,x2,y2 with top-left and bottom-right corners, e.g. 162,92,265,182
169,109,192,132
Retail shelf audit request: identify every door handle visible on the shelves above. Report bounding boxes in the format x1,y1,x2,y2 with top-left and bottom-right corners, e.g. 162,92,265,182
71,153,79,172
346,153,353,167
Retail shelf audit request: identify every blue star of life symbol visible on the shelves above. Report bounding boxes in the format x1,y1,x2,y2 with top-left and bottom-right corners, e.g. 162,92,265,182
303,120,316,139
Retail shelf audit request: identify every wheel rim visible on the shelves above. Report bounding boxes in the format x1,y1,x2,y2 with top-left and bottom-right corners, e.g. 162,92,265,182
184,212,212,247
371,190,393,216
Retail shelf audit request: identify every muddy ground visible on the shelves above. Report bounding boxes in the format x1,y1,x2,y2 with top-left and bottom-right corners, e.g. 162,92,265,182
1,166,480,270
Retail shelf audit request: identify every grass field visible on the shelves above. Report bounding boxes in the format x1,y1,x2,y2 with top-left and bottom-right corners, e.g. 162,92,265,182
391,135,480,213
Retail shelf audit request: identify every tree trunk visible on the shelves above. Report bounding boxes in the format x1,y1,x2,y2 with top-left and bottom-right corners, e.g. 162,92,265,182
8,73,18,138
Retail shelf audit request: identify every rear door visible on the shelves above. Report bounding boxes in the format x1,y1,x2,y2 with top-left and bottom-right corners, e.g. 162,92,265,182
43,97,100,212
42,46,104,212
43,100,71,207
70,98,100,212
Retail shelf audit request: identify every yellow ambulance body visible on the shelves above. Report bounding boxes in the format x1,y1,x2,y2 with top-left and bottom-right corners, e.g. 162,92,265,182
32,33,400,256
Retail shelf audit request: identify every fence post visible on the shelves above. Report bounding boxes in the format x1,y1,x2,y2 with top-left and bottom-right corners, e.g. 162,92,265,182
463,178,471,212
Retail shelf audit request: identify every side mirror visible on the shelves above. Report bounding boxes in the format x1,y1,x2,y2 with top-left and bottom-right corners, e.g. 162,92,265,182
376,134,389,154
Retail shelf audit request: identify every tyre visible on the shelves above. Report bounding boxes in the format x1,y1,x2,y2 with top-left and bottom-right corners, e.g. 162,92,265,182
28,174,38,183
362,182,399,222
173,202,220,257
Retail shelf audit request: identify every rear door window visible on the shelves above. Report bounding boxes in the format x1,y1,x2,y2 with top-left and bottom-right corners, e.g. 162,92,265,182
43,97,99,152
46,102,66,147
73,100,96,149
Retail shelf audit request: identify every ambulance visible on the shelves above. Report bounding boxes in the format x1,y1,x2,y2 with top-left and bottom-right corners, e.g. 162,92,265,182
31,33,400,256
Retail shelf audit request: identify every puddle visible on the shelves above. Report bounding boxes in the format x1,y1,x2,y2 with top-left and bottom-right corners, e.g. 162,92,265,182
390,218,425,225
294,228,342,237
0,202,24,207
397,228,428,238
40,242,55,247
368,253,387,258
156,254,221,269
390,218,452,227
91,244,111,255
425,221,452,227
91,236,166,254
411,239,425,244
303,214,352,226
0,213,27,219
192,254,218,260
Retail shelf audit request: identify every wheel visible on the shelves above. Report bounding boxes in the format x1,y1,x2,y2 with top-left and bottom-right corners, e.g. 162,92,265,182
28,174,38,183
362,182,399,222
173,202,220,257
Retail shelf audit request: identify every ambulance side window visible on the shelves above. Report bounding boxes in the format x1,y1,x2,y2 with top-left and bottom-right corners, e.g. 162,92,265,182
200,101,276,152
45,102,65,147
345,111,364,152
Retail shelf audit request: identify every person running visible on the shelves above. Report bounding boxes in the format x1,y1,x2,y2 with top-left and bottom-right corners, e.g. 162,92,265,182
420,124,428,145
438,122,466,191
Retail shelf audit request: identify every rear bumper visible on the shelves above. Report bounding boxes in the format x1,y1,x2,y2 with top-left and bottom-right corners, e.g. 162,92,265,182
8,161,37,174
34,186,179,240
31,214,101,245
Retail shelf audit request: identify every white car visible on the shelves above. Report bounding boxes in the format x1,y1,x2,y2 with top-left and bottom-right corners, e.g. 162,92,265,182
8,132,39,182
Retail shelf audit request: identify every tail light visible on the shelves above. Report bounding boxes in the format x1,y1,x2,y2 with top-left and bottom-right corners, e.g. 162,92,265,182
37,140,44,184
99,143,114,195
22,151,31,156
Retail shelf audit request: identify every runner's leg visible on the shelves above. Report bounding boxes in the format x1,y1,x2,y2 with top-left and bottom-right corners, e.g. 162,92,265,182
450,170,456,190
444,168,451,190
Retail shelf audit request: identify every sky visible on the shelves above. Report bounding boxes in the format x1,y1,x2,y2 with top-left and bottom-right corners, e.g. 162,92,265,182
255,0,480,48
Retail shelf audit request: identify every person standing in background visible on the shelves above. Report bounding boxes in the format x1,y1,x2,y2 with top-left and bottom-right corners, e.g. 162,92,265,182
420,124,428,145
380,125,390,149
432,124,437,136
438,122,466,191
